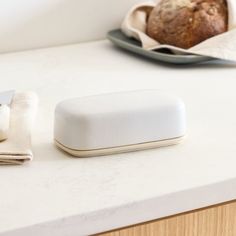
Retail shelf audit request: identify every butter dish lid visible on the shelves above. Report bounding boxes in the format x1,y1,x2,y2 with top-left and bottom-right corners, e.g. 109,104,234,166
54,90,186,154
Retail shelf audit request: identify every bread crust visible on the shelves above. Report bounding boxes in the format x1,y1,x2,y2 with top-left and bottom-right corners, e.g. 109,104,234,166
147,0,228,49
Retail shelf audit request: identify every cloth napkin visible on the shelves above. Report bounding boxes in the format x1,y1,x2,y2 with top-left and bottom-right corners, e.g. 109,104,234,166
0,92,38,165
121,0,236,61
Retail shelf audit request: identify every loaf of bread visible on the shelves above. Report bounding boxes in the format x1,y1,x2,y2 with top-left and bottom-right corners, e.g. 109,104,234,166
147,0,228,49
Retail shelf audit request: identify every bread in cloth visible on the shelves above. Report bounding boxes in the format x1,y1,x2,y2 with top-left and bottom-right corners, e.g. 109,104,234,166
147,0,228,49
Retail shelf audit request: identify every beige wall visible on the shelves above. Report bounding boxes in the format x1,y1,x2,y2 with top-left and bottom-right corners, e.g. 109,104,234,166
0,0,146,53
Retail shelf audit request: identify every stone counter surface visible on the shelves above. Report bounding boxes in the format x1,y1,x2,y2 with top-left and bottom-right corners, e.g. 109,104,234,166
0,41,236,236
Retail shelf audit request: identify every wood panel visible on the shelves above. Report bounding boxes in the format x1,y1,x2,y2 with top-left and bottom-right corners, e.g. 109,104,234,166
97,200,236,236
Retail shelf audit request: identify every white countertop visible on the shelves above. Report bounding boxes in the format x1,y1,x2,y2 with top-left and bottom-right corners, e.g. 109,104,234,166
0,40,236,236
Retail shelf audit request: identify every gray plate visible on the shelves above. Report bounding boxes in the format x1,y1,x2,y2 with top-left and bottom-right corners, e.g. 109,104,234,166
107,29,214,65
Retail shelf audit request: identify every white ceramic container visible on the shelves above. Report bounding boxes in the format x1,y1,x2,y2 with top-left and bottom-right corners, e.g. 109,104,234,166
54,90,186,157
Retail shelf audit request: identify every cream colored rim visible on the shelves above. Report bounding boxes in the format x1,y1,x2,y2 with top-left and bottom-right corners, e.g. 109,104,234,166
55,136,185,158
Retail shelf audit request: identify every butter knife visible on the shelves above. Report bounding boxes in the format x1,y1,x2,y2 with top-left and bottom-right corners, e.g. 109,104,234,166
0,90,15,141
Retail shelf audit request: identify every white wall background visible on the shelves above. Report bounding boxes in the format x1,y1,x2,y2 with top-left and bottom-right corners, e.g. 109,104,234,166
0,0,146,53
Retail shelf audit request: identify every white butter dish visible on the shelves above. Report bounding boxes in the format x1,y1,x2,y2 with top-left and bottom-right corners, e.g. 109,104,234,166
54,90,186,157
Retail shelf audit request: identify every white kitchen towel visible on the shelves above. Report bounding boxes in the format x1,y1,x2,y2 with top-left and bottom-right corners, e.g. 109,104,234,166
0,92,38,165
121,0,236,61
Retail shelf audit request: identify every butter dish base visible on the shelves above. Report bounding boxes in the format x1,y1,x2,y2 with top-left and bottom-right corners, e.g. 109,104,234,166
55,136,185,158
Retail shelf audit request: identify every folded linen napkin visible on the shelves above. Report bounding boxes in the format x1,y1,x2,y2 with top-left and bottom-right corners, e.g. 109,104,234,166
121,0,236,61
0,92,38,165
